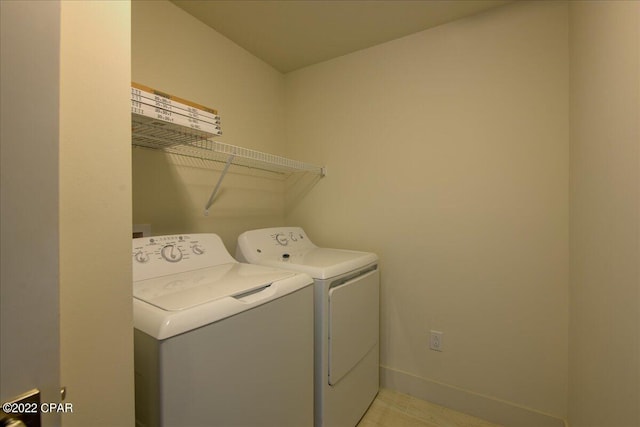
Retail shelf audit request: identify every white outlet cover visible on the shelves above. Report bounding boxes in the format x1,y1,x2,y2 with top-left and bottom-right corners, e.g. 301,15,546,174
430,330,443,352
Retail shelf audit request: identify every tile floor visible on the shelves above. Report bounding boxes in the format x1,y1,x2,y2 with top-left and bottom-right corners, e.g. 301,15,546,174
357,388,503,427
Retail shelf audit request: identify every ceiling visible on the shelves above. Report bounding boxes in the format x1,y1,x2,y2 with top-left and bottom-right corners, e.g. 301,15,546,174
170,0,512,73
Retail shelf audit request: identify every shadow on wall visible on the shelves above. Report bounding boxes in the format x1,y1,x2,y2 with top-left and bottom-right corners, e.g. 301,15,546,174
285,171,324,212
132,148,323,248
132,147,193,234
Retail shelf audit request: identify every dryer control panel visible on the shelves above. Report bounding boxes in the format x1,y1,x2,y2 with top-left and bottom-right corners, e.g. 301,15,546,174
133,234,236,282
271,229,307,247
236,227,317,262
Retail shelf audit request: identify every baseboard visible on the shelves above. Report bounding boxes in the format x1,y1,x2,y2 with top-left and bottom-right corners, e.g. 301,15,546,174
380,366,567,427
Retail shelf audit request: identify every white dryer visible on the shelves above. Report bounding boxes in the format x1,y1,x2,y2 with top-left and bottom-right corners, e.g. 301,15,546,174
236,227,379,427
133,233,314,427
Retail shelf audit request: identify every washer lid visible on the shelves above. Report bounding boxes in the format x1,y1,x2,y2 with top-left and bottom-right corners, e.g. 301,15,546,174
273,248,377,280
134,263,294,311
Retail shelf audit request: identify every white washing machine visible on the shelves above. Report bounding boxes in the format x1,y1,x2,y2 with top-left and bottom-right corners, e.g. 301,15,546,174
132,233,314,427
236,227,379,427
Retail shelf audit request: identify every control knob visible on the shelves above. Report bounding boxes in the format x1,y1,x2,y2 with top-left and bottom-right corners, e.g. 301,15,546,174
160,244,183,263
134,250,150,263
274,233,289,246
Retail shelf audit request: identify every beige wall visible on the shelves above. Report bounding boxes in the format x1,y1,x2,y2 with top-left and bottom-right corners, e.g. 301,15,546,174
132,0,287,252
569,2,640,426
285,1,569,423
59,1,134,426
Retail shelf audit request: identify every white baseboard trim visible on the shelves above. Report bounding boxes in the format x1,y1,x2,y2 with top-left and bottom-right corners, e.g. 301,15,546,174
380,366,567,427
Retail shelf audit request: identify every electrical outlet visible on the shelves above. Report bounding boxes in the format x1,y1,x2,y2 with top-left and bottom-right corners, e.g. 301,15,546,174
430,330,443,352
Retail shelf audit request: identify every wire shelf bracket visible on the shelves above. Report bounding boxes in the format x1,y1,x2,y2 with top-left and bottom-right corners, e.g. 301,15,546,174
204,151,235,216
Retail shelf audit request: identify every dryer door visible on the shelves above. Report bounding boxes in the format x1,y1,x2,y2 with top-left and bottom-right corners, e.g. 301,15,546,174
328,267,379,385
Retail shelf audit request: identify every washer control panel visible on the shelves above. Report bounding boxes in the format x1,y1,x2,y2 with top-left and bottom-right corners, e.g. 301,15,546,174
133,235,202,264
133,234,236,282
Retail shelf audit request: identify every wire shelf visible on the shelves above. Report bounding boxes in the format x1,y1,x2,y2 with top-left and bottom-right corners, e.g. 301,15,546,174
132,117,325,215
132,119,325,177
